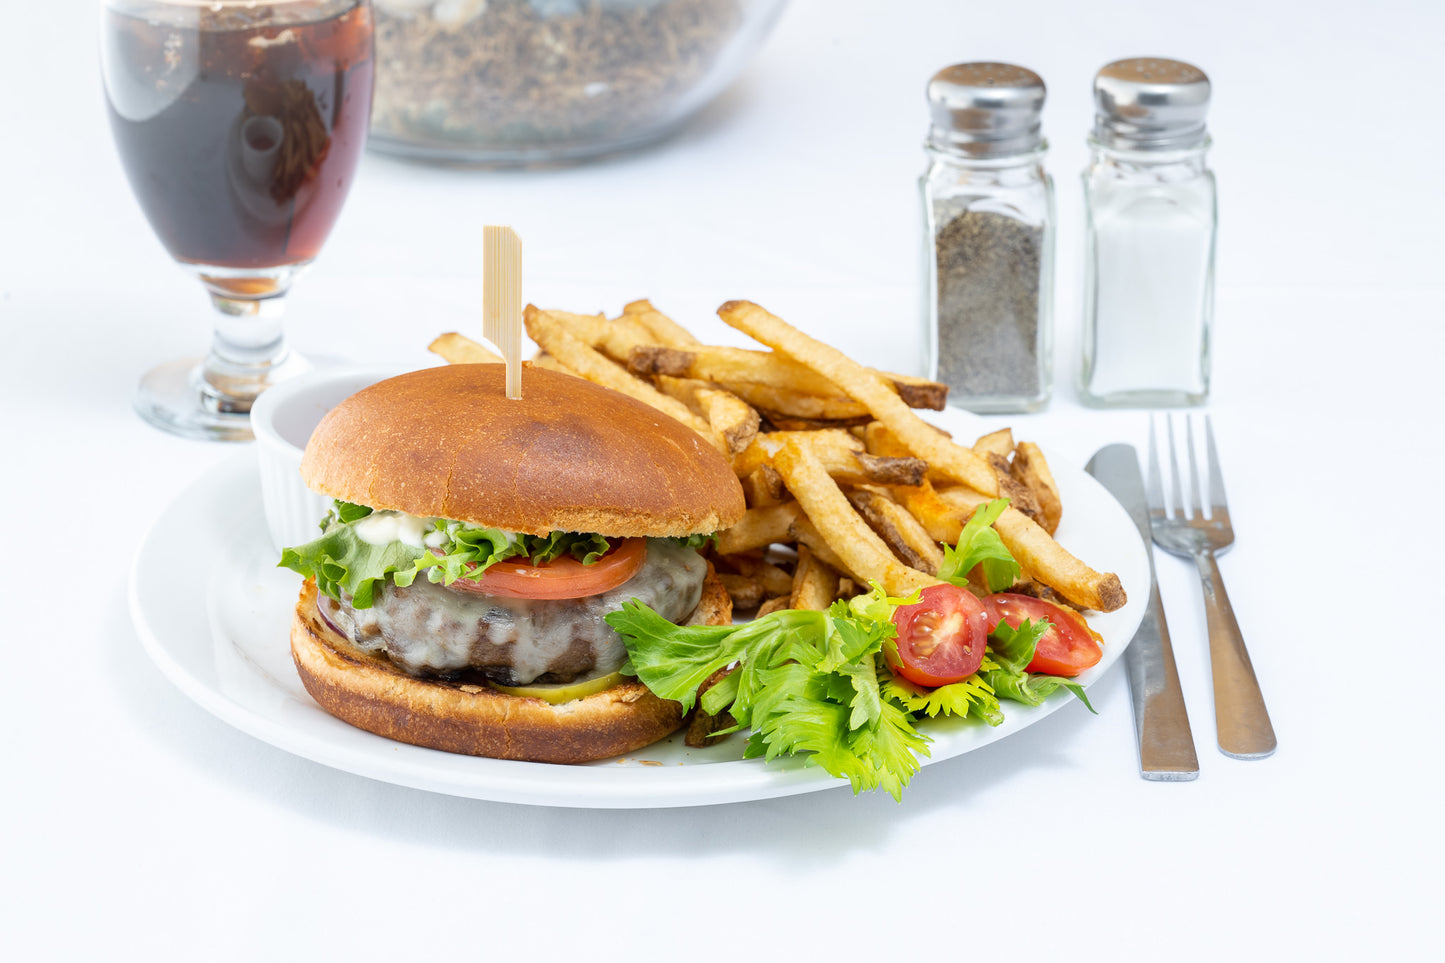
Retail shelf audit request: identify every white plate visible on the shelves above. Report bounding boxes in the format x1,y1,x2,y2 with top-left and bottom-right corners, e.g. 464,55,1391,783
129,446,1148,808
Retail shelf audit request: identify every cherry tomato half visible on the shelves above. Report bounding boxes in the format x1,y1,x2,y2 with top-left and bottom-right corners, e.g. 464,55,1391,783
982,593,1102,677
450,538,647,600
888,584,991,687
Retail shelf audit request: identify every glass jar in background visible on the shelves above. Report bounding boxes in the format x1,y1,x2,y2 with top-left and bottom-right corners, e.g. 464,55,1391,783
1080,58,1216,408
922,63,1055,414
369,0,787,165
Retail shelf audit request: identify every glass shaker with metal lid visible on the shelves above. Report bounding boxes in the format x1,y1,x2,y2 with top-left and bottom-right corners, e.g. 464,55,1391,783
922,62,1055,414
1080,58,1217,407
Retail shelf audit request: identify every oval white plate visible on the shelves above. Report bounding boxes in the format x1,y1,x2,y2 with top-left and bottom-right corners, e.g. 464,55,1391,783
129,447,1147,808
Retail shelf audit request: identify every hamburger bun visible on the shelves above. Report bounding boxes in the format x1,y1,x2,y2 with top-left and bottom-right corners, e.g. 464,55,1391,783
290,569,733,763
300,363,745,537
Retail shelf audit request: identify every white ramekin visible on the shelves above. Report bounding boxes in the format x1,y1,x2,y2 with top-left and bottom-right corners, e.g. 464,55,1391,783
250,366,408,554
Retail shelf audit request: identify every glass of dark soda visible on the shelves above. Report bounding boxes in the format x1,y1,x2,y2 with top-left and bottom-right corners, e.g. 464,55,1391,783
102,0,374,441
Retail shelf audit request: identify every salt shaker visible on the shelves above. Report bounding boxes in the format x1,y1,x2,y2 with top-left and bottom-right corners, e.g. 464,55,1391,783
1080,58,1217,407
922,62,1055,413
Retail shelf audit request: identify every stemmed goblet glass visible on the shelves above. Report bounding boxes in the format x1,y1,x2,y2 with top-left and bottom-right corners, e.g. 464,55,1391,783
101,0,374,440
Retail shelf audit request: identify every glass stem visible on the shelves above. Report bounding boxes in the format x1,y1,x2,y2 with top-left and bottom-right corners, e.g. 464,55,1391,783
198,291,297,414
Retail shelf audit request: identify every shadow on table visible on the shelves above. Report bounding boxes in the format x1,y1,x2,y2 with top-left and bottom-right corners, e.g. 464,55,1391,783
108,587,1111,866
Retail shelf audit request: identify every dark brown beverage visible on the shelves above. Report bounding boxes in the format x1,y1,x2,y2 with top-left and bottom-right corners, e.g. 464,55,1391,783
103,1,373,274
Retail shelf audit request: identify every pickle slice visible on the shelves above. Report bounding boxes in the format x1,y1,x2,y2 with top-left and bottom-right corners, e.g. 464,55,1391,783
489,670,626,705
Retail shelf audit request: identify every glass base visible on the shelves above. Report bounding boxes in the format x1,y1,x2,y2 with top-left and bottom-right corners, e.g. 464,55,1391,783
1078,387,1207,409
134,354,310,442
947,393,1052,415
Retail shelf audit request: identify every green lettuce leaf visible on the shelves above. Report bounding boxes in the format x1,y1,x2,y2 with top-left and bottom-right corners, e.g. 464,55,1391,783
281,500,636,609
328,500,375,527
607,584,929,799
279,523,427,609
936,498,1020,593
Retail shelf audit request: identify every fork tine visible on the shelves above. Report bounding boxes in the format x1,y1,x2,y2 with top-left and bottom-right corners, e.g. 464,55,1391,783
1204,414,1229,516
1165,414,1187,518
1146,414,1166,514
1185,415,1205,520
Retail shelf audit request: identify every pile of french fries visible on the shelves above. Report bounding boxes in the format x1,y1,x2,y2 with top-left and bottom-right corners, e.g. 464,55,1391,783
429,299,1125,620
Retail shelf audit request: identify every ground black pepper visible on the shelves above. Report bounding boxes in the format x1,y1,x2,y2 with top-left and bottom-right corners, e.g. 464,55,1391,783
934,209,1044,399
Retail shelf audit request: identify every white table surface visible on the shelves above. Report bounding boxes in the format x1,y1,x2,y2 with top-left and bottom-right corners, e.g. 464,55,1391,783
3,1,1441,959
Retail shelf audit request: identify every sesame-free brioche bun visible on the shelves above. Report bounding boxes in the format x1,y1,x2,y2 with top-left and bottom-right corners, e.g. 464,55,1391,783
300,363,745,536
290,570,733,763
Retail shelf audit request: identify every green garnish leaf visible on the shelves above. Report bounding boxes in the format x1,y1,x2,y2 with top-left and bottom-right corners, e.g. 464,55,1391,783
880,660,1004,726
988,617,1052,674
936,498,1020,593
976,618,1095,712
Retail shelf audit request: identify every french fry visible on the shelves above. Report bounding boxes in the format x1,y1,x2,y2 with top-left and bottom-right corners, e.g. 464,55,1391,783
728,555,794,597
531,352,571,374
429,332,503,365
714,502,803,555
891,479,970,545
760,413,873,431
732,429,861,477
755,596,792,617
773,439,938,597
740,465,787,507
850,451,928,487
847,488,945,576
973,427,1014,458
936,487,1126,612
987,452,1043,523
718,300,997,495
718,573,766,611
543,308,655,362
523,306,725,451
1012,441,1062,535
789,545,840,611
733,430,919,487
725,382,870,420
788,516,858,582
654,376,760,455
622,299,701,348
628,343,947,411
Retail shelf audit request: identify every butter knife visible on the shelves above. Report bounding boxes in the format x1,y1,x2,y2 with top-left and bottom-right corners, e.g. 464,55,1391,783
1087,444,1200,781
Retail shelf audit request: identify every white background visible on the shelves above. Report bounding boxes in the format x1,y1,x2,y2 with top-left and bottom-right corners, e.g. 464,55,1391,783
3,1,1442,959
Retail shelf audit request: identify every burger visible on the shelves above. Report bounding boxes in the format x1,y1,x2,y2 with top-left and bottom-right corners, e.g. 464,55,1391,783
279,363,746,763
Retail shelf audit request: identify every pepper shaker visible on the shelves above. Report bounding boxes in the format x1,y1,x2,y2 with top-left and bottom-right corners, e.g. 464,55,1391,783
921,62,1055,413
1080,58,1217,407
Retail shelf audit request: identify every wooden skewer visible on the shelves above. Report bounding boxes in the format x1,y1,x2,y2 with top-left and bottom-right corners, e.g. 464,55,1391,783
483,226,523,399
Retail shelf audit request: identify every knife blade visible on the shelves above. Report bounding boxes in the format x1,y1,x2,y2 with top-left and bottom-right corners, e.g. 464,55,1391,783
1087,444,1200,781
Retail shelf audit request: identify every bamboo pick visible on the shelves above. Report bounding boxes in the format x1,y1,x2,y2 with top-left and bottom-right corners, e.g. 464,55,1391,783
483,226,523,399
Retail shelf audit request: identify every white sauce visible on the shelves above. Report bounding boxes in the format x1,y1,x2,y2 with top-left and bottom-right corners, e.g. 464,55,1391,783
352,510,434,548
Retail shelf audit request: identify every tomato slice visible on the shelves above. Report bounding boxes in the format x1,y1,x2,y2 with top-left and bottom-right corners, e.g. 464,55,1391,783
450,537,647,600
981,593,1102,677
888,584,991,687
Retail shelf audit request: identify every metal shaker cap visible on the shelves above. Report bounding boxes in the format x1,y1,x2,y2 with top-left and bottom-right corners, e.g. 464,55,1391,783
1093,58,1211,149
926,62,1046,158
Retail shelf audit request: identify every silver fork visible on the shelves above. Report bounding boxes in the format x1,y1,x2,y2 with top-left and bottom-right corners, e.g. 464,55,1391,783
1147,414,1277,759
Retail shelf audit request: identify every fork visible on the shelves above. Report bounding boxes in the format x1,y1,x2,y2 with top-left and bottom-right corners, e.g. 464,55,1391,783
1147,414,1277,759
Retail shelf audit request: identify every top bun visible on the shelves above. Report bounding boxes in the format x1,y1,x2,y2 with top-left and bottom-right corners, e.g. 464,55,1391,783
300,364,746,537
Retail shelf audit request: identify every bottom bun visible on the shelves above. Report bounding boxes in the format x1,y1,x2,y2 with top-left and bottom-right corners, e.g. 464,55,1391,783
290,566,732,764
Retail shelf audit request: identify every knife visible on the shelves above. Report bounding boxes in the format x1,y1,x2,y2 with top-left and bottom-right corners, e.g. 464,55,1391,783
1087,444,1200,781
